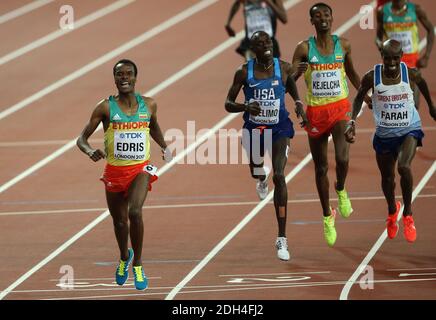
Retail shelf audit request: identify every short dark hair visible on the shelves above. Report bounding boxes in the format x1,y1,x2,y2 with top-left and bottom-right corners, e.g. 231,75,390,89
113,59,138,76
309,2,333,18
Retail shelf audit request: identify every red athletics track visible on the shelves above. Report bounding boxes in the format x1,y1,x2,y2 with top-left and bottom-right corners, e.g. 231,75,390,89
0,0,435,300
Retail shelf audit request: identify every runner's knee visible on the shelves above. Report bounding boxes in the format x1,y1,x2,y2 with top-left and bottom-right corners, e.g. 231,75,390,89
397,164,411,177
315,164,328,178
273,173,286,186
113,218,128,230
128,207,143,220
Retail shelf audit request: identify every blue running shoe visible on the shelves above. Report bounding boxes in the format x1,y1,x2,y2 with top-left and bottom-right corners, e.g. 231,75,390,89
133,266,148,290
115,248,134,285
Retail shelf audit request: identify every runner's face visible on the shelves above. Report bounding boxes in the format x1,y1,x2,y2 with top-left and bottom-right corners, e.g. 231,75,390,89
251,33,273,60
311,6,332,32
114,63,136,94
382,50,402,73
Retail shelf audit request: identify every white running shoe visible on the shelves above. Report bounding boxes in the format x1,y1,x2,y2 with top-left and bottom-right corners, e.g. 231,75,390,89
256,166,270,200
275,237,290,261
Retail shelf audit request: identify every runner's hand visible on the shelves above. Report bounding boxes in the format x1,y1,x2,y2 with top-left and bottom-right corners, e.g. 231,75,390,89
162,147,173,163
245,101,261,116
344,120,356,143
294,100,308,128
225,25,236,37
417,56,429,69
87,149,106,162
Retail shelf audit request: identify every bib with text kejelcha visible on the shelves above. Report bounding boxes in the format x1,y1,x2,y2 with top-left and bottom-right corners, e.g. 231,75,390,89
248,88,280,125
387,31,413,54
114,131,147,161
246,7,273,38
311,69,342,98
376,92,412,128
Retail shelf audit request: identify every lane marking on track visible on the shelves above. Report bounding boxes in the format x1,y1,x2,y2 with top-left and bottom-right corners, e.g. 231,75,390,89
0,0,219,121
0,0,136,66
40,277,436,300
0,0,303,300
340,161,436,300
1,194,436,216
0,0,54,24
165,2,379,300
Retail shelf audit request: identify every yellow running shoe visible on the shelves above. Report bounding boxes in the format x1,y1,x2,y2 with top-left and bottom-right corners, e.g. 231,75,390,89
323,208,337,247
336,188,353,218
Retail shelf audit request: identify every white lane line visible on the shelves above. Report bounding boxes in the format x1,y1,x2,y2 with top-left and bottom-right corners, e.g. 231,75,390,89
399,273,436,277
340,161,436,300
2,194,435,216
387,267,436,271
0,0,218,121
219,271,331,277
42,277,436,300
0,0,303,300
0,0,135,66
0,0,54,24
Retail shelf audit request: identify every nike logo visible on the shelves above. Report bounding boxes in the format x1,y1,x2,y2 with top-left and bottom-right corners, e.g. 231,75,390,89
248,83,261,88
378,90,389,94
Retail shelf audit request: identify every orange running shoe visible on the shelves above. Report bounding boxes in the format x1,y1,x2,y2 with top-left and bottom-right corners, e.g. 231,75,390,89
386,201,401,239
403,215,417,243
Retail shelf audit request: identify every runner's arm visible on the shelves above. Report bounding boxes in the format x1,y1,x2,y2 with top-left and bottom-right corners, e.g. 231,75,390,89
225,0,242,37
225,65,261,115
147,97,168,150
344,71,374,143
409,69,436,120
375,7,385,51
342,38,361,90
264,0,287,23
76,100,108,161
291,41,309,81
283,61,307,127
416,4,434,68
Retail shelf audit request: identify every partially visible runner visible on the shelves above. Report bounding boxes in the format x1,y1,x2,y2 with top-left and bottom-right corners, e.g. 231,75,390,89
225,0,287,60
376,0,390,9
376,0,434,107
292,3,366,247
225,31,307,261
345,39,436,243
77,59,172,290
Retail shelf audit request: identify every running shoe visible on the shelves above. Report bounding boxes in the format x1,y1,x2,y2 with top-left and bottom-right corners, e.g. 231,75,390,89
403,215,417,243
115,248,134,285
133,265,148,290
386,201,401,239
275,237,290,261
256,166,270,200
323,208,337,247
336,188,353,218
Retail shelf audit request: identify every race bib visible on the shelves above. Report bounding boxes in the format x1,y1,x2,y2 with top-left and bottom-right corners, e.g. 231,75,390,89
387,31,413,53
311,69,342,97
248,98,280,125
113,131,147,161
376,102,411,128
143,164,158,176
246,7,273,38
